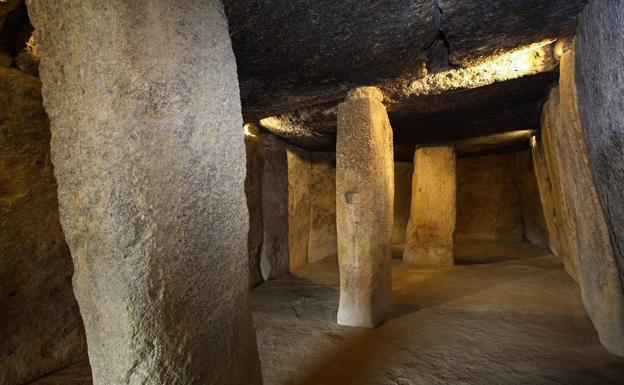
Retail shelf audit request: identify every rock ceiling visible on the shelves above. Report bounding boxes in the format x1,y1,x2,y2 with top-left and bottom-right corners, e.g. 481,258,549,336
224,0,588,156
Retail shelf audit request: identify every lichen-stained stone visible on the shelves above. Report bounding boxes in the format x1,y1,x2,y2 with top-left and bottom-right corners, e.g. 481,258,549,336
575,0,624,295
26,1,262,384
404,146,456,267
336,87,394,328
538,50,624,356
0,67,87,385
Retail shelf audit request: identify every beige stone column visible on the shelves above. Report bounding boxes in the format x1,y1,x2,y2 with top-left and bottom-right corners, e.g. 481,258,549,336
403,146,456,267
336,87,394,328
260,135,312,279
27,1,262,384
260,134,290,280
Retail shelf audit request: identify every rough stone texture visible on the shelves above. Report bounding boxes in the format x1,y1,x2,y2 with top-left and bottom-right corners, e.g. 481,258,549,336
575,0,624,289
223,0,585,119
225,0,437,120
456,153,524,242
536,49,624,356
0,66,87,385
260,134,290,280
438,0,587,66
245,124,264,287
336,87,393,327
259,68,558,157
403,146,456,267
455,130,535,158
530,134,562,258
392,162,413,245
307,152,337,264
260,134,315,277
27,1,262,384
538,91,580,280
515,150,549,246
288,146,312,271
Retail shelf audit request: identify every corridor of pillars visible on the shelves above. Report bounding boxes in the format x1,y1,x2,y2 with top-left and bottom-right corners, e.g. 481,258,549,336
1,0,624,385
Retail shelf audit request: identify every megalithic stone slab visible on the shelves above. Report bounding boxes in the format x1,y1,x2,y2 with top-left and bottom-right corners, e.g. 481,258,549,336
336,87,394,328
26,1,263,384
404,146,457,268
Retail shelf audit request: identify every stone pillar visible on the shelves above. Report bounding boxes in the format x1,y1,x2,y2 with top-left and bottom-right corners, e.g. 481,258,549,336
260,135,312,279
336,87,393,328
403,146,456,267
244,124,265,288
260,134,290,280
287,147,312,271
575,0,624,295
27,1,262,384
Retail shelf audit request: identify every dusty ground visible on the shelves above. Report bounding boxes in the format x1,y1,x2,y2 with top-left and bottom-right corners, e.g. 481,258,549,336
29,242,624,385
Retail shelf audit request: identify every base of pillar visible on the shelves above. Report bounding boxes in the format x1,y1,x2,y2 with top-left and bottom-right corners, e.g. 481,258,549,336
337,303,390,328
403,246,455,268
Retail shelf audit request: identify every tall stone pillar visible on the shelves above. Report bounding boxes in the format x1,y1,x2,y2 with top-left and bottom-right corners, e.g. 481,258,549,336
336,87,394,328
403,146,457,268
27,1,262,384
260,134,312,279
260,134,290,280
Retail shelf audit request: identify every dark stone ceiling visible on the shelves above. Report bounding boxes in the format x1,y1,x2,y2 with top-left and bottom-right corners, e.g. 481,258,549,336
223,0,588,153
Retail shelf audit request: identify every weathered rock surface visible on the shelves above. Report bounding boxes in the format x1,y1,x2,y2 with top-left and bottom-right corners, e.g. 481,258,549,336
536,49,624,356
515,150,549,246
530,134,562,258
260,134,291,280
224,0,585,119
27,1,262,383
404,146,456,267
392,162,414,245
575,0,624,290
537,90,580,280
245,124,264,287
438,0,587,66
259,134,316,277
225,0,437,120
336,87,393,327
307,152,337,263
260,71,558,161
0,66,87,385
456,153,524,242
455,130,535,159
288,147,312,271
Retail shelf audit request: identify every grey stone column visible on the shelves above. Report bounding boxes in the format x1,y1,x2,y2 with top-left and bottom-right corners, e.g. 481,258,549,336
336,87,394,328
27,1,262,384
404,146,457,268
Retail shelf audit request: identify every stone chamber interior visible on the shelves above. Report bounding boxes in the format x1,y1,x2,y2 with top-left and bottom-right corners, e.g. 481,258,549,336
1,1,624,385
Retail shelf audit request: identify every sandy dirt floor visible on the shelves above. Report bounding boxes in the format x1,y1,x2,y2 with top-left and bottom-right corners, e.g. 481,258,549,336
29,242,624,385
